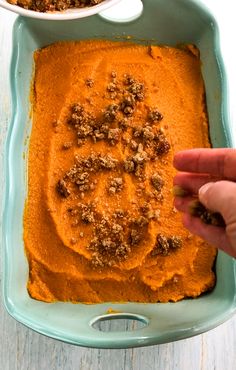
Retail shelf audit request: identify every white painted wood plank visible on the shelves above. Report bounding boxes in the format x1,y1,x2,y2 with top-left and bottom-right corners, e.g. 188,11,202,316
1,2,236,370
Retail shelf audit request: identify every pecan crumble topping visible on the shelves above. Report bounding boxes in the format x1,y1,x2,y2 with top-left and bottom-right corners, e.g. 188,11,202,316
108,177,123,195
56,179,70,198
148,108,163,123
189,200,226,227
9,0,105,13
56,72,175,268
56,153,118,198
155,131,171,155
79,203,95,224
151,174,164,191
152,234,182,256
62,141,73,150
87,216,131,268
67,74,149,148
85,78,94,88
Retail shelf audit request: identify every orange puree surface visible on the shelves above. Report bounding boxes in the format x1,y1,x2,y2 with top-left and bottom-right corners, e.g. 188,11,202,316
24,40,216,303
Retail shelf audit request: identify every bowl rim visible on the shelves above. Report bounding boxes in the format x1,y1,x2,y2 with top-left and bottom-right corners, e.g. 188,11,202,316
0,0,121,20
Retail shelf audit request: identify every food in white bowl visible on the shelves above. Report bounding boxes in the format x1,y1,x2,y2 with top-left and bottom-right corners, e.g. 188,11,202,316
7,0,103,12
0,0,121,20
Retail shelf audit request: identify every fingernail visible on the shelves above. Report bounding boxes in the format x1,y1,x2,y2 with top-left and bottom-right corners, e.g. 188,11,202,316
172,185,189,197
199,182,214,198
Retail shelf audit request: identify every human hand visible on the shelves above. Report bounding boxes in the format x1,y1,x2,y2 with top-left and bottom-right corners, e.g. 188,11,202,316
173,148,236,257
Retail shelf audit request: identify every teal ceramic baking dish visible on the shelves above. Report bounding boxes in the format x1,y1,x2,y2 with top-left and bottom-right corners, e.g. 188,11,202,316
2,0,236,349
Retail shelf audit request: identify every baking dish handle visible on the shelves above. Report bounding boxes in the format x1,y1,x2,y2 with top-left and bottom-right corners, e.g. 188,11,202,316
84,312,159,348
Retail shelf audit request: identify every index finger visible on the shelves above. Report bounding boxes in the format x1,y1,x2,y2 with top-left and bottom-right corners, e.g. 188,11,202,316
173,149,236,180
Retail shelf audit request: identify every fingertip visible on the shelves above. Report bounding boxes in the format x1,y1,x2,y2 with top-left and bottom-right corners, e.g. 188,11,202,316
173,151,184,169
173,150,195,170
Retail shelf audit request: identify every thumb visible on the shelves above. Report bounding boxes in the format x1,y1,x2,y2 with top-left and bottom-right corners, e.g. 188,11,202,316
199,180,236,225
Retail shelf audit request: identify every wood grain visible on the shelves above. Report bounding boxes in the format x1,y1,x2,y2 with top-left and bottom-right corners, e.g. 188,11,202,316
1,3,236,369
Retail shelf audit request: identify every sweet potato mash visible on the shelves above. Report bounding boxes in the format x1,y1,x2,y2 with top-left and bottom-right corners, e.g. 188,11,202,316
24,40,216,303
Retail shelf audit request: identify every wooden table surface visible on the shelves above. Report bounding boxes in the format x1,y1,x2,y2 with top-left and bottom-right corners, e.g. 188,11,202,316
1,1,236,369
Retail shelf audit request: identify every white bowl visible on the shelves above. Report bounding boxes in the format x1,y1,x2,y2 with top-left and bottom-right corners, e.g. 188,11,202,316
0,0,121,20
